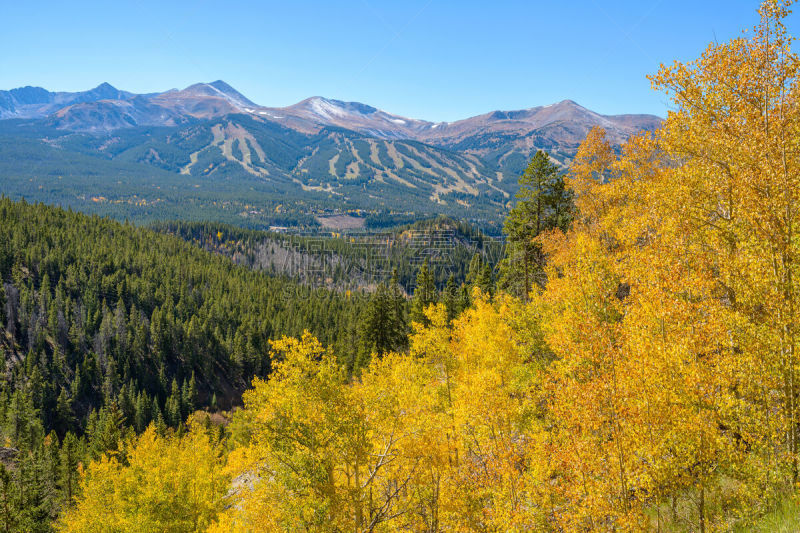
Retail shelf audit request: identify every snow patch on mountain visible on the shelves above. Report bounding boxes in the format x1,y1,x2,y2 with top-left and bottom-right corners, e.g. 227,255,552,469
309,98,348,120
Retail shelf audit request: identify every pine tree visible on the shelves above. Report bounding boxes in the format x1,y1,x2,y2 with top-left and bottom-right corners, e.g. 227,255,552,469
16,445,56,533
388,269,408,350
166,378,182,427
442,275,459,322
0,464,15,533
134,392,150,433
410,260,437,325
7,389,41,450
59,432,81,506
357,283,391,371
151,401,164,430
210,393,218,412
477,263,494,296
54,390,73,437
466,253,484,288
498,150,572,299
87,403,125,460
0,283,5,330
184,372,197,415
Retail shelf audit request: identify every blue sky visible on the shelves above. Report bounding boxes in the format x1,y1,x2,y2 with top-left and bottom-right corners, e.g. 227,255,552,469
0,1,782,121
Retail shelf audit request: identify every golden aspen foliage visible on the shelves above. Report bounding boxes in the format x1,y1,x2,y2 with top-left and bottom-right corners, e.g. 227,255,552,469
650,0,800,497
58,424,228,533
213,299,552,532
406,297,553,531
211,332,443,532
531,1,800,530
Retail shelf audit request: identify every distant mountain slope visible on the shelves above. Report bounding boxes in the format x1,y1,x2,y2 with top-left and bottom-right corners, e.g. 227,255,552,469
248,97,661,175
258,97,660,153
48,115,507,213
0,82,137,119
258,96,433,139
0,81,661,230
179,80,258,108
0,81,661,150
416,99,661,150
414,100,663,172
42,81,260,132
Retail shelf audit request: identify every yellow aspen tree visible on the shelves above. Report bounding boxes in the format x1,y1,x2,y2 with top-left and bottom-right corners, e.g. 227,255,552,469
212,332,443,532
649,0,800,518
353,351,447,533
58,424,228,533
529,2,800,530
409,298,552,531
450,294,551,531
538,123,756,531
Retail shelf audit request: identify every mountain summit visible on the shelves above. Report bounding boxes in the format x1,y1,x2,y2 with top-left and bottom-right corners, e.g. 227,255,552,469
179,81,258,109
266,96,432,138
0,82,134,119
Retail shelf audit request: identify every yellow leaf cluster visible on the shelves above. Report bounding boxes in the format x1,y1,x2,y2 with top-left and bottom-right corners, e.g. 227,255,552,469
210,299,550,532
59,424,228,533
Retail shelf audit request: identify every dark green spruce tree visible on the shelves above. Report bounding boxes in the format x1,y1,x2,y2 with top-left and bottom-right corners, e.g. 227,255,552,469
410,260,438,325
498,150,573,300
356,271,408,373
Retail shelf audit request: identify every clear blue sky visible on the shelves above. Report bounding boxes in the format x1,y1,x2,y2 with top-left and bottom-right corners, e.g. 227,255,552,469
0,1,784,121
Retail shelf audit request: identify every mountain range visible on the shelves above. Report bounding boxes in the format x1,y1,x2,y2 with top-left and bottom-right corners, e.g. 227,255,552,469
0,81,661,231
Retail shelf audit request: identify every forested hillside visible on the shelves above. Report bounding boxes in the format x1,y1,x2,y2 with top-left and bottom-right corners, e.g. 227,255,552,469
152,216,503,293
0,196,493,531
0,196,366,408
0,198,364,529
